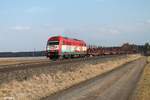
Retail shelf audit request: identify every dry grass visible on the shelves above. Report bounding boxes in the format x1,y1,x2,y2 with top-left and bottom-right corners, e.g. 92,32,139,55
0,57,47,66
148,56,150,62
0,60,36,66
132,56,150,100
0,55,142,100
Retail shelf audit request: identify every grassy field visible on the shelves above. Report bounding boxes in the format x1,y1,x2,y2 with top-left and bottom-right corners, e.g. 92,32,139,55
0,57,47,66
132,56,150,100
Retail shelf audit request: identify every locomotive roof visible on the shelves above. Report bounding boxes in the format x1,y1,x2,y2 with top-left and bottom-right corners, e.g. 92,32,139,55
49,36,84,42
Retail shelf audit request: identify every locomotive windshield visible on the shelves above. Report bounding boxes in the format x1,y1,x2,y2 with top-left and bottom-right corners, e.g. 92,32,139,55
48,41,59,45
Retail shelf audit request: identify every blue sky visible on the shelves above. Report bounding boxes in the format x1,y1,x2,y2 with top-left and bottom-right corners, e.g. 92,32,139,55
0,0,150,52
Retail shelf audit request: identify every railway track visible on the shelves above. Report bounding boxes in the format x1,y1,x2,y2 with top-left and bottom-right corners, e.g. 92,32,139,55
42,57,146,100
0,55,125,73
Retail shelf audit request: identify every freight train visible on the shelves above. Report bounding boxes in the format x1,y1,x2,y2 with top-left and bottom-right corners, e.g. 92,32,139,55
46,36,139,59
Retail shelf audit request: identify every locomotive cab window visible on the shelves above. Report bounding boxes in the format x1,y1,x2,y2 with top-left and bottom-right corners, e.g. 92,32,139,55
48,41,59,45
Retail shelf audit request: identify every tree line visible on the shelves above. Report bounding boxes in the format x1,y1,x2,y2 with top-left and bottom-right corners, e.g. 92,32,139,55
143,42,150,56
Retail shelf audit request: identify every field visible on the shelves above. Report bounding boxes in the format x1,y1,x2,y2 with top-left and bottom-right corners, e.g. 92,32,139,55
0,57,47,66
131,56,150,100
0,55,142,100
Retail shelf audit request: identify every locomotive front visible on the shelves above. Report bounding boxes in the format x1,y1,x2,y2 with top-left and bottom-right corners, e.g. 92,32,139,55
46,36,61,59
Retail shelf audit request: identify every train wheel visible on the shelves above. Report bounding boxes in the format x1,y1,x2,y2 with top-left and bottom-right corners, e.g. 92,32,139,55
58,56,63,60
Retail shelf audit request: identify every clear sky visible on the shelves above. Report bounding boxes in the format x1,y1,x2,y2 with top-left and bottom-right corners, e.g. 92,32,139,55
0,0,150,52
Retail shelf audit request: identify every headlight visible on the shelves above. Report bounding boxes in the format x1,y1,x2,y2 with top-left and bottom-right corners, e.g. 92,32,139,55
47,46,50,50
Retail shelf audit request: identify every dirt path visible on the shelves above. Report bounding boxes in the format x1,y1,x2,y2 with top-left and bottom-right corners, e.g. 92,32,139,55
130,56,150,100
43,58,146,100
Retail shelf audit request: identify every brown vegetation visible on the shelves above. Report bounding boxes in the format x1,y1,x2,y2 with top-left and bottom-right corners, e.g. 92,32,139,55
0,57,47,66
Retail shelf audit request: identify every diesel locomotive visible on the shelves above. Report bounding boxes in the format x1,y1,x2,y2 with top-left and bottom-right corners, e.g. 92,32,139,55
46,36,87,59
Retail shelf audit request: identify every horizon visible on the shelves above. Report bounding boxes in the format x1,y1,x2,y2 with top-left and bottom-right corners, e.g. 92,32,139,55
0,42,145,53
